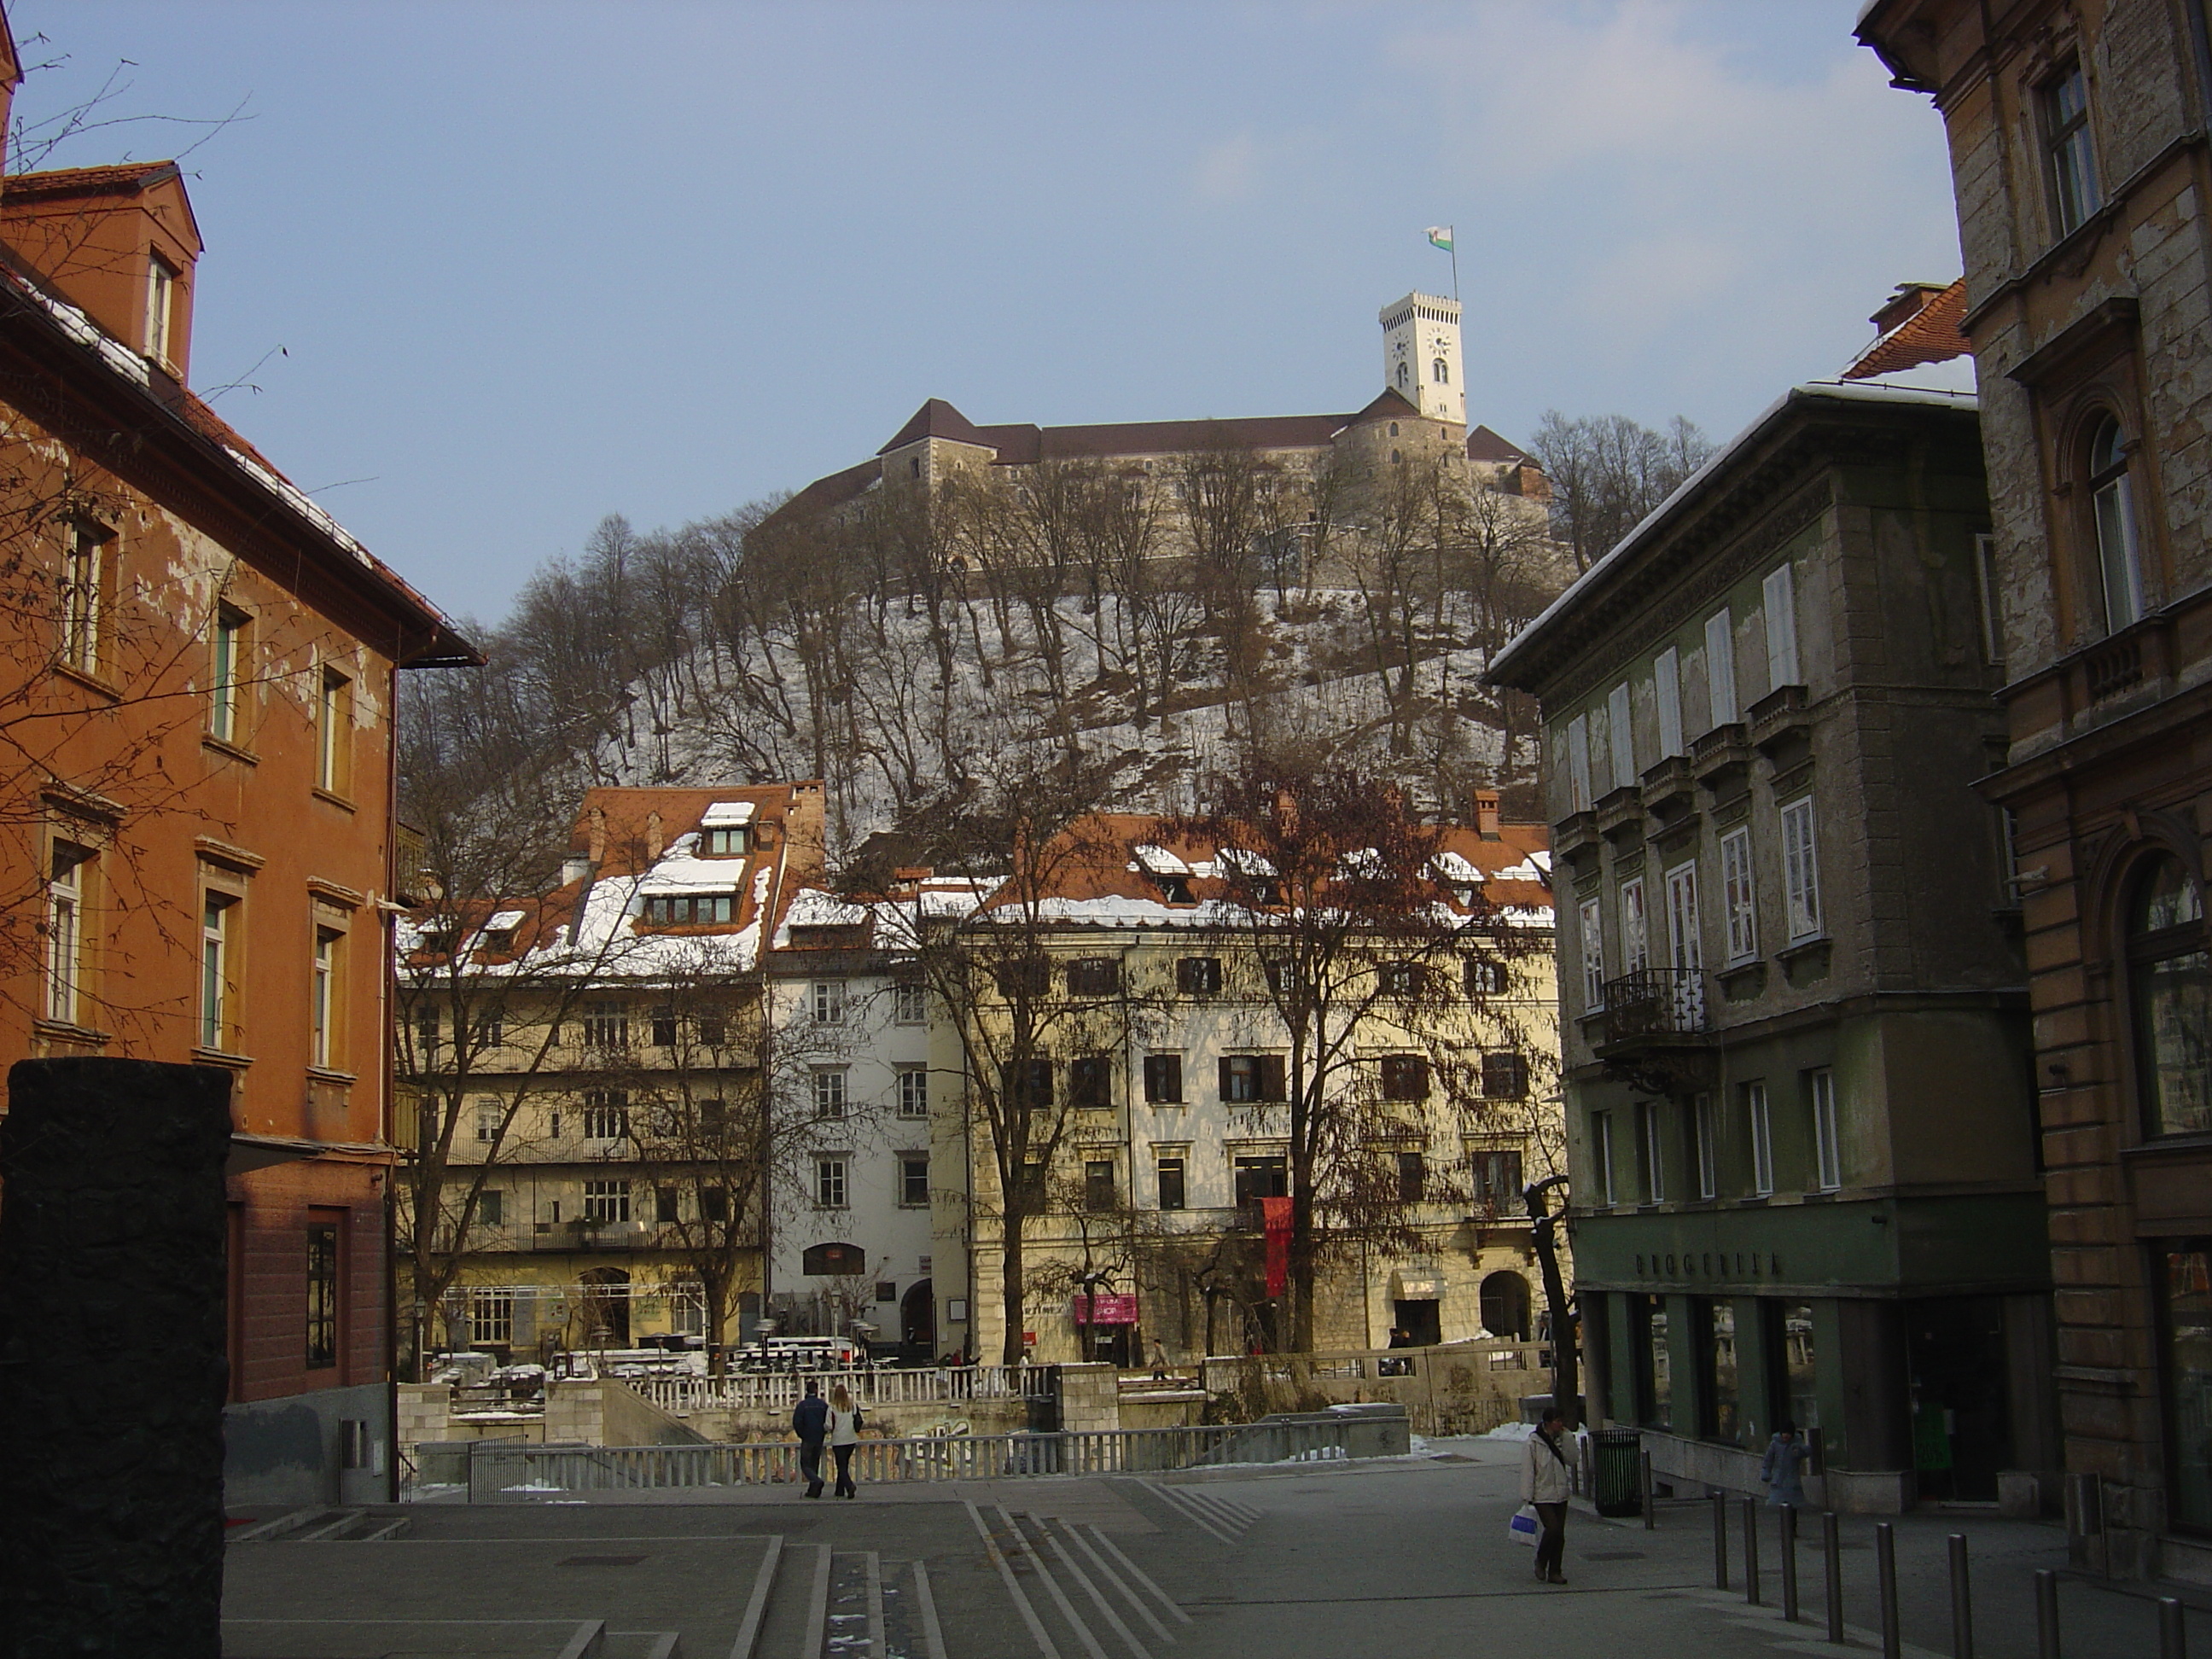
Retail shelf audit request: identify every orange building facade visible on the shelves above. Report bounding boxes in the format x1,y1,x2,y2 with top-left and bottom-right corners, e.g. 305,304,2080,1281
0,17,474,1507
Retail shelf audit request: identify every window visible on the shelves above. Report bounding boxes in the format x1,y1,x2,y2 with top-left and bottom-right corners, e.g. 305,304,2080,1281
209,605,247,743
1607,682,1633,792
415,1008,440,1063
1379,961,1426,998
900,1155,930,1208
695,1014,725,1046
1762,562,1800,690
469,1288,514,1346
200,891,237,1051
1465,957,1508,998
1144,1053,1185,1103
654,1186,680,1224
145,254,176,363
1069,1053,1112,1108
2042,61,2099,238
1620,877,1649,974
651,1007,678,1047
1481,1051,1528,1099
1066,958,1120,997
1704,608,1738,728
1566,714,1592,812
1176,957,1222,996
317,667,352,795
814,1156,849,1208
59,520,109,675
582,1002,630,1048
1220,1054,1286,1103
310,927,343,1069
893,981,928,1024
1395,1150,1426,1203
474,1099,502,1143
1703,1299,1743,1447
475,1014,504,1048
1780,797,1821,941
1638,1295,1671,1430
699,825,748,855
2087,415,2144,633
1432,357,1448,384
1693,1093,1718,1200
1665,861,1702,974
1470,1149,1523,1213
812,1068,847,1119
700,1186,731,1223
1396,362,1410,390
2157,1245,2212,1533
1592,1111,1615,1207
583,1179,632,1222
811,981,846,1022
1232,1154,1289,1206
1000,1058,1053,1109
1579,898,1605,1008
1639,1102,1667,1204
896,1063,929,1118
1155,1155,1187,1211
45,841,89,1025
1748,1082,1774,1197
1720,828,1757,964
582,1091,630,1141
1381,1054,1430,1101
477,1190,504,1228
2129,856,2210,1137
642,893,737,925
305,1221,340,1370
1654,645,1684,758
1810,1068,1842,1191
994,955,1051,998
1085,1160,1117,1212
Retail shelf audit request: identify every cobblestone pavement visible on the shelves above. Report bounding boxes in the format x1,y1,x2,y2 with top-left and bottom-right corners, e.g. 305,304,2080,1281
221,1437,2195,1657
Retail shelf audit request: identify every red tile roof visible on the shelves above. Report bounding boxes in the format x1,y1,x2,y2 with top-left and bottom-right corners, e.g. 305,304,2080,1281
1842,278,1970,381
1466,423,1534,464
0,161,179,201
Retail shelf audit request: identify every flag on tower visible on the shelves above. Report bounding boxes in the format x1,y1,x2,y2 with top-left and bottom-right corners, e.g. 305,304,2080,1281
1426,225,1454,253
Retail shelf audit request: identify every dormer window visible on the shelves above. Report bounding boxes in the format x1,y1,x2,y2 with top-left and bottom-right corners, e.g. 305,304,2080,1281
1155,874,1193,905
145,255,176,366
642,892,736,925
700,826,748,856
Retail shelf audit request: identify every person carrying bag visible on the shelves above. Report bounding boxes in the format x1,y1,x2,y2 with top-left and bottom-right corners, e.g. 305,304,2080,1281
1518,1406,1575,1585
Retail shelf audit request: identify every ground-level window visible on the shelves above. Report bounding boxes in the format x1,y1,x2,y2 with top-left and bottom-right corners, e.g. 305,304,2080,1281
2130,855,2210,1138
1632,1293,1669,1431
1701,1298,1742,1447
468,1286,515,1346
2161,1243,2212,1534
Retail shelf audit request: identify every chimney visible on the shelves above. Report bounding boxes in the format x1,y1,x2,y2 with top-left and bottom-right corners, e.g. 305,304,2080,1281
588,806,607,865
646,810,664,861
786,781,829,882
561,855,592,887
1474,789,1501,841
1870,282,1947,337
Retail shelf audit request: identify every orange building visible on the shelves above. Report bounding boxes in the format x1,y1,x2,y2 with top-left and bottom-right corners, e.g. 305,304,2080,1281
0,12,474,1507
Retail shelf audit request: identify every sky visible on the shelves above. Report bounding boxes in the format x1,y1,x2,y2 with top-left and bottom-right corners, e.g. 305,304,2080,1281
10,2,1964,626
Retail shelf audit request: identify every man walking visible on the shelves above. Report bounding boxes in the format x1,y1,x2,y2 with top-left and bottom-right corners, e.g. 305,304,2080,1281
792,1378,829,1499
1520,1406,1575,1585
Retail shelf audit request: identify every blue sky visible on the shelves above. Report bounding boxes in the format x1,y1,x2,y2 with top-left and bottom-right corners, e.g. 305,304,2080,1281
13,2,1962,623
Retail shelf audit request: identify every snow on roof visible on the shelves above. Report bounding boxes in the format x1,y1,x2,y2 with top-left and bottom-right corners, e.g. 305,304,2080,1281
1132,844,1191,876
485,910,527,931
701,800,757,828
1214,847,1277,876
1432,850,1483,884
634,852,751,894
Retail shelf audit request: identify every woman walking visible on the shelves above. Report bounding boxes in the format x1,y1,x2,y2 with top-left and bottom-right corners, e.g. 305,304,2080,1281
827,1383,864,1499
1520,1406,1575,1585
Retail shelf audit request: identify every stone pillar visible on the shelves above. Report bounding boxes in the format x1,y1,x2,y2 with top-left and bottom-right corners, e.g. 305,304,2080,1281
0,1058,233,1658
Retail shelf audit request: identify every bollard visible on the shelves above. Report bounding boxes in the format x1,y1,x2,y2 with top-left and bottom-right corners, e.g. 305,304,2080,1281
1743,1495,1762,1605
1642,1449,1655,1532
1714,1490,1729,1590
1877,1522,1901,1659
1822,1511,1844,1644
1948,1533,1973,1659
2034,1569,2060,1659
2159,1597,2184,1659
1781,1505,1799,1622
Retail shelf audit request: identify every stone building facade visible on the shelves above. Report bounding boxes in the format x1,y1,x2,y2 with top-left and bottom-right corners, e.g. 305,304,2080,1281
1859,0,2212,1579
1490,382,2058,1513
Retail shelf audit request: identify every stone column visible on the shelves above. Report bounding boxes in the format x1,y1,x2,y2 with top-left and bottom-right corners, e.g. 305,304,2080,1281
0,1058,233,1658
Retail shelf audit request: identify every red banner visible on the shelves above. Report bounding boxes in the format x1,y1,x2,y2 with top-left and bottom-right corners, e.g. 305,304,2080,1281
1073,1293,1139,1326
1261,1196,1294,1297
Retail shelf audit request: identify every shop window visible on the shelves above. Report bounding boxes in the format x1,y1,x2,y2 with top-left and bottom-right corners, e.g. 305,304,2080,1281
1701,1297,1742,1447
2160,1245,2212,1534
1633,1294,1670,1430
2129,855,2210,1137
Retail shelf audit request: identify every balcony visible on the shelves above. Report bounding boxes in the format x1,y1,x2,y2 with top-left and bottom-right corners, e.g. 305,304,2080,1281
1747,683,1813,760
1691,722,1750,794
1592,968,1714,1096
1596,784,1644,846
1554,809,1600,867
1639,754,1697,826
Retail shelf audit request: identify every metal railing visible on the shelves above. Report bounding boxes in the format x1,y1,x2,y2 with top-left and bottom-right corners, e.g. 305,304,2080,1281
636,1364,1052,1413
453,1417,1373,1502
1600,967,1708,1037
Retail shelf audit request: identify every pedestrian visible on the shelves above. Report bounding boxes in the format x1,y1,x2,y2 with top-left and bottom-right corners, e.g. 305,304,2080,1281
1149,1338,1168,1382
1520,1406,1575,1585
791,1378,829,1499
828,1382,864,1499
1760,1420,1810,1509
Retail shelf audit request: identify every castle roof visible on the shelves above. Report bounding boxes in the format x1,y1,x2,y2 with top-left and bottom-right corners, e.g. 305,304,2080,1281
1466,423,1534,464
876,396,996,454
1345,387,1424,428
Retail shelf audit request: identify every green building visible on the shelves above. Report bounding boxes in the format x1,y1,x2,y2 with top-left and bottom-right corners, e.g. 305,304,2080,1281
1489,381,2057,1513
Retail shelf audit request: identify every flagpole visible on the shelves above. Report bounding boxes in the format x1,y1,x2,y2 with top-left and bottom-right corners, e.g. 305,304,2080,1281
1451,242,1459,304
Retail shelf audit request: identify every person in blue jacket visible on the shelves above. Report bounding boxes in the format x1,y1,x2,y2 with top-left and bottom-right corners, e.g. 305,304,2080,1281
792,1378,830,1498
1760,1420,1810,1509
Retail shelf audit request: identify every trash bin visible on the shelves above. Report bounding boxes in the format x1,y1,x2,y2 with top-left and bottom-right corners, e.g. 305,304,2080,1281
1592,1427,1643,1517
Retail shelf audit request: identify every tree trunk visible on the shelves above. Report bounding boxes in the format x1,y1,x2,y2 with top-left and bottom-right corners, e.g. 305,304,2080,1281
999,1210,1027,1366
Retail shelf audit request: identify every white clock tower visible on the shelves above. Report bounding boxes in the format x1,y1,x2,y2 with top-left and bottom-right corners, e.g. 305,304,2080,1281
1379,293,1466,426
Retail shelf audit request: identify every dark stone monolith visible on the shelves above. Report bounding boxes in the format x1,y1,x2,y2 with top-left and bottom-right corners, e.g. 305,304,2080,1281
0,1057,233,1659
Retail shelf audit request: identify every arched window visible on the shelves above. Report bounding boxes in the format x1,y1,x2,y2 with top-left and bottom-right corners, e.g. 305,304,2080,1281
1433,358,1449,385
1388,422,1399,438
2129,854,2210,1138
2087,415,2144,631
1395,363,1410,390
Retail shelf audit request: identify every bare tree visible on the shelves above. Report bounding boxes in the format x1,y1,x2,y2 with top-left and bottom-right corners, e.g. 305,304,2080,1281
1527,410,1714,571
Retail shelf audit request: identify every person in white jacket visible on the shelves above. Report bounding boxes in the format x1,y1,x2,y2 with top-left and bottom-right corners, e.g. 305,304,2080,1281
826,1384,864,1499
1519,1406,1575,1584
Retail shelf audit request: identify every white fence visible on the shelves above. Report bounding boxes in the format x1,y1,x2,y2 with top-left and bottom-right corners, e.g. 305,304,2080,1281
637,1364,1051,1414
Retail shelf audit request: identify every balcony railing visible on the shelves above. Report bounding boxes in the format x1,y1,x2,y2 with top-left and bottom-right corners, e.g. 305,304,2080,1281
1599,967,1709,1037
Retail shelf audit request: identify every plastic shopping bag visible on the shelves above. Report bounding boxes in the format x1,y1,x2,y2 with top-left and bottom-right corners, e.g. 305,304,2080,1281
1508,1505,1540,1546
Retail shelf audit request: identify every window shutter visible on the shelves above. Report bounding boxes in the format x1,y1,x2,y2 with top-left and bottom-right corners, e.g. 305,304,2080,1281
1218,1057,1235,1101
1607,682,1633,791
1655,646,1683,757
1763,563,1800,689
1705,608,1738,726
1567,715,1592,812
1261,1056,1288,1101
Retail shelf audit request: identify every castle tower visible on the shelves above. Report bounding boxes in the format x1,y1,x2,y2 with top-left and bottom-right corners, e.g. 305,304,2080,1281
1378,293,1465,425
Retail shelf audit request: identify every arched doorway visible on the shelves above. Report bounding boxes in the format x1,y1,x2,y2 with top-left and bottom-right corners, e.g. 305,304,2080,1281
578,1266,631,1347
1481,1271,1532,1342
901,1280,934,1359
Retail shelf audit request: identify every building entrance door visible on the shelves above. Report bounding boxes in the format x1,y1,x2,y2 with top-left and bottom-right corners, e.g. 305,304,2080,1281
1394,1298,1442,1347
901,1279,934,1358
1905,1295,2011,1501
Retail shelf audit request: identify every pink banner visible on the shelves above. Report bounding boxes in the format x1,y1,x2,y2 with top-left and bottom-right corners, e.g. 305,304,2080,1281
1073,1293,1139,1325
1261,1196,1294,1297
